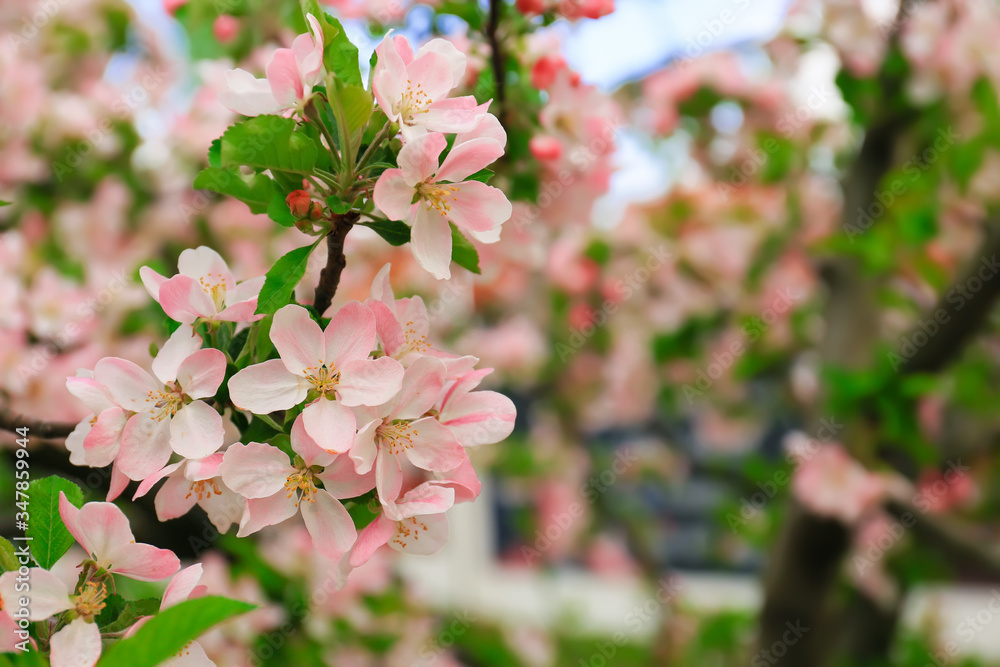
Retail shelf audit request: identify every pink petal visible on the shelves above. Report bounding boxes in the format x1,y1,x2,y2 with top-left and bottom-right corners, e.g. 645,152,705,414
159,274,219,323
153,472,198,521
93,357,158,410
152,324,203,385
337,356,404,407
59,493,134,562
82,406,126,468
134,461,184,500
442,390,517,446
454,109,506,147
139,266,168,302
162,564,203,609
220,442,292,499
0,569,70,621
267,47,305,108
301,399,356,455
50,618,102,667
375,451,403,506
436,137,505,183
410,204,453,280
288,413,336,467
293,13,325,84
170,401,225,459
185,453,225,481
237,492,298,536
388,513,449,555
393,482,456,519
367,299,406,359
398,133,447,186
393,356,446,420
373,168,416,221
348,515,395,567
414,38,466,86
225,275,265,307
301,490,357,558
118,415,173,481
369,263,396,304
66,374,114,415
349,418,379,475
373,34,408,119
216,300,263,323
393,34,415,64
447,181,512,233
406,51,455,101
421,97,485,135
318,452,377,499
325,301,377,367
228,359,310,414
105,542,180,581
107,462,130,502
271,304,325,375
177,246,234,288
219,68,283,117
404,417,466,472
199,488,243,534
176,348,227,399
432,453,482,503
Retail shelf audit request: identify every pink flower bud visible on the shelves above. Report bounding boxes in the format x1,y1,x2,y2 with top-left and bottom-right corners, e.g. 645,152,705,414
529,135,563,162
308,201,324,221
530,54,567,90
286,190,312,218
516,0,547,14
213,15,240,44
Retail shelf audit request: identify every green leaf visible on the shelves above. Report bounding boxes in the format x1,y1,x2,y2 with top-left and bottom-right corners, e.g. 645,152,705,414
255,412,285,433
193,167,276,215
450,223,481,274
255,239,323,316
207,138,221,168
100,597,160,634
97,596,255,667
325,194,352,215
26,477,83,569
338,84,373,137
0,200,11,207
364,219,411,246
220,115,318,174
465,168,493,184
0,537,18,573
323,14,362,87
437,0,483,29
267,192,298,227
95,594,127,629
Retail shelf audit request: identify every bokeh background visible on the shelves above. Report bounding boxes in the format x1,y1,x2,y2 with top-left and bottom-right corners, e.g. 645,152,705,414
4,0,1000,665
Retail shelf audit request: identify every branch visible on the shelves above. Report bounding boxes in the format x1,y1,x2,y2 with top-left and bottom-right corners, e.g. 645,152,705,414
0,405,75,439
313,212,357,317
486,0,506,124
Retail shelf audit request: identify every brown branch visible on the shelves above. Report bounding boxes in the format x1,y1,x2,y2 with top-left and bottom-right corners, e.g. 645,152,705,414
0,405,75,439
312,213,356,318
486,0,506,124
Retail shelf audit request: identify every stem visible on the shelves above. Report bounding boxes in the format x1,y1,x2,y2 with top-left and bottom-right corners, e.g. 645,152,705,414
355,122,393,173
304,100,342,170
0,406,75,438
486,0,506,123
313,212,358,317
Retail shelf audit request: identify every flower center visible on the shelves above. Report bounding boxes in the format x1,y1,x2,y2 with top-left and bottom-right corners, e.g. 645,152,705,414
392,516,430,549
416,182,459,216
145,383,185,422
376,419,419,456
198,273,228,311
304,363,340,398
186,479,223,501
284,468,318,507
73,581,108,621
398,79,431,124
401,320,430,355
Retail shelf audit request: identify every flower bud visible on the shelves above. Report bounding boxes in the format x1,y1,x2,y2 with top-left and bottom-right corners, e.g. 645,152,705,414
213,15,240,44
308,202,324,221
529,135,563,162
286,190,312,218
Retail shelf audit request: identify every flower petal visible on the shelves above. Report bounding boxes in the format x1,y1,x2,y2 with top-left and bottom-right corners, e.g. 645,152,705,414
388,513,449,556
272,304,325,375
177,246,234,288
170,401,225,459
300,399,356,455
410,204,453,280
176,348,227,399
93,358,158,411
82,406,126,468
348,515,394,567
105,541,180,581
398,133,447,186
436,137,505,183
50,618,102,667
228,359,309,414
373,168,416,221
301,490,357,558
338,356,404,407
220,442,291,499
219,68,283,117
393,356,447,420
118,415,173,481
152,324,203,385
447,181,512,233
158,274,219,323
403,417,466,472
237,492,298,537
58,493,134,562
318,453,377,499
0,569,70,621
325,301,376,367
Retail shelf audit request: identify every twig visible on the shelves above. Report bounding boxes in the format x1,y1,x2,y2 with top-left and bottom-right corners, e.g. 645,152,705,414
0,405,75,439
313,212,357,317
486,0,506,123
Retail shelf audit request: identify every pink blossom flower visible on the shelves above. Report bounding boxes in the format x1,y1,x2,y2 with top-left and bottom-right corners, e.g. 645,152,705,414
365,264,434,364
126,565,213,665
213,15,240,44
228,303,403,453
348,484,454,567
373,132,511,279
65,369,128,469
351,357,466,512
94,325,227,480
134,453,242,533
140,246,265,325
436,367,517,447
0,568,103,667
58,493,181,581
218,14,325,117
372,34,484,141
792,444,886,525
219,417,375,558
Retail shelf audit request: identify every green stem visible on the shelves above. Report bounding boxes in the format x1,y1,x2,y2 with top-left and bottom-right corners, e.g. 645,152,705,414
355,121,393,173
